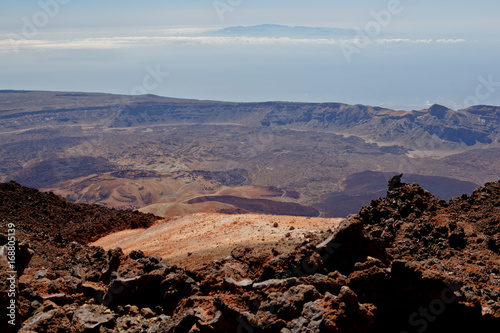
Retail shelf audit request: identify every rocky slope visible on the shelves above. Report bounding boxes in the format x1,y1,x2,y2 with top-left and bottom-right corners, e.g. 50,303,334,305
0,181,158,245
1,178,500,332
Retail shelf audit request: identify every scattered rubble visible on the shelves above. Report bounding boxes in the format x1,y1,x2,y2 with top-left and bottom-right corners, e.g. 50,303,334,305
1,179,500,332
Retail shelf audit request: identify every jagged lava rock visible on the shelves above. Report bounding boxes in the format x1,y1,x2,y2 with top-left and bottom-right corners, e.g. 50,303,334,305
1,179,500,332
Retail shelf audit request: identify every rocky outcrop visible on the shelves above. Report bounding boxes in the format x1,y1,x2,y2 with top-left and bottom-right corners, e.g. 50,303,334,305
1,179,500,332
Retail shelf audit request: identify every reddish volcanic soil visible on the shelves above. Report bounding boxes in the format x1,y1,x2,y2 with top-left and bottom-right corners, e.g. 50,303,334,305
2,178,500,332
92,214,343,266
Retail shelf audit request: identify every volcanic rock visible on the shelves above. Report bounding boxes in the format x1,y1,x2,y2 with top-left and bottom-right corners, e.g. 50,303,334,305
1,179,500,332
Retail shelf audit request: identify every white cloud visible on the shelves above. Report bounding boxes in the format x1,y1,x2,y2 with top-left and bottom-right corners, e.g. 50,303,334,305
436,39,466,43
141,27,218,35
0,35,468,52
376,39,434,44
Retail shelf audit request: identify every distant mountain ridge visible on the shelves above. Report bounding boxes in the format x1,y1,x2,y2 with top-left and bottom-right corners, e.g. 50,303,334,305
260,103,500,148
207,24,356,38
0,91,498,150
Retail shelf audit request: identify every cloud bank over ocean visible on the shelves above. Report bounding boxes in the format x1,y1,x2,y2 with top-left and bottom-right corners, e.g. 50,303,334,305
1,24,467,52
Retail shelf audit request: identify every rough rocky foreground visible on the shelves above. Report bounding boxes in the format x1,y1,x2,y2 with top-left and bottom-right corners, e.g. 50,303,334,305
1,179,500,332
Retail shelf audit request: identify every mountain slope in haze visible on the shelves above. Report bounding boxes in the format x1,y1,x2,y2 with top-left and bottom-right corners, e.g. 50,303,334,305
208,24,356,38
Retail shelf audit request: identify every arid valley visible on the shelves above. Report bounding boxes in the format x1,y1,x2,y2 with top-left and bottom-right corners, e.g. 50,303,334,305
1,91,498,218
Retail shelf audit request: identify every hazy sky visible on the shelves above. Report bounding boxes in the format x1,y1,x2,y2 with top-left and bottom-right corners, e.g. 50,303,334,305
1,0,499,109
1,0,499,34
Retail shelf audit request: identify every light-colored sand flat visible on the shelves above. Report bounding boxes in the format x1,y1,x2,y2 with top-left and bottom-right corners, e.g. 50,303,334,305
92,213,343,266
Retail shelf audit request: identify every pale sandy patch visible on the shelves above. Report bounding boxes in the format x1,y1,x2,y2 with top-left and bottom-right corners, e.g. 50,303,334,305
91,213,343,266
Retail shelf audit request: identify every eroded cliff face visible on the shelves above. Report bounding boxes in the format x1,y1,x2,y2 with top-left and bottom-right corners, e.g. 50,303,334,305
1,179,500,332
